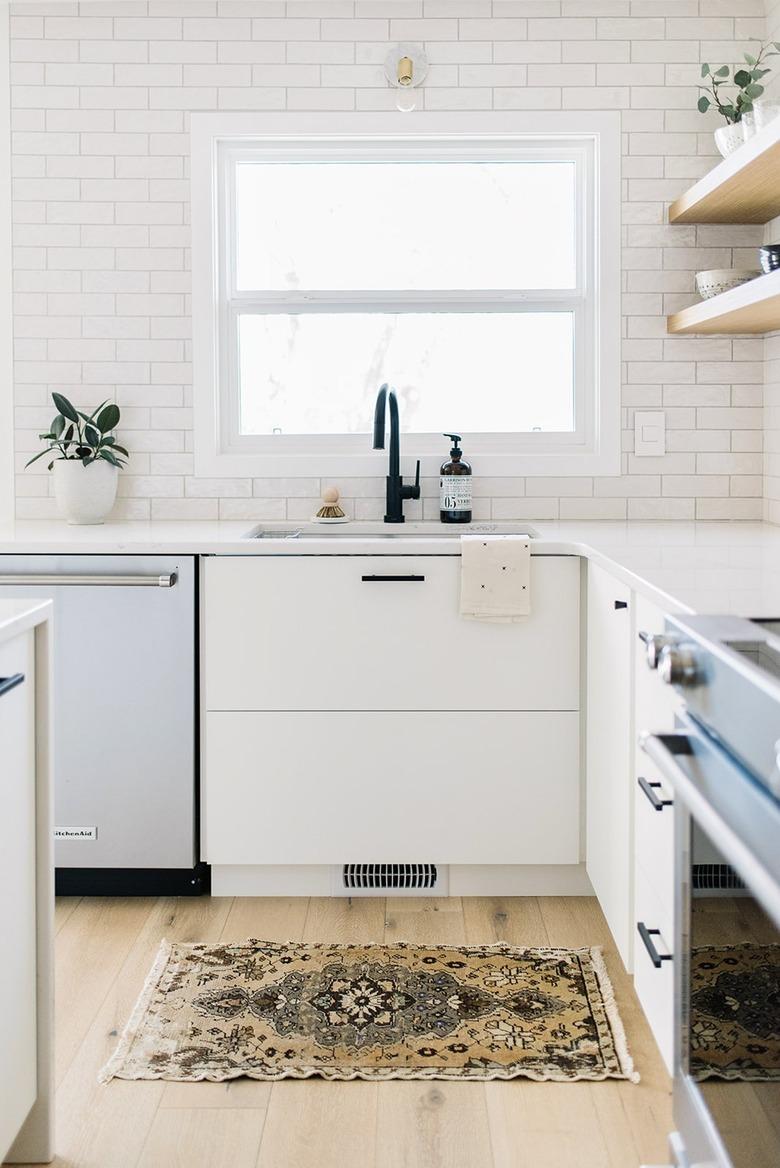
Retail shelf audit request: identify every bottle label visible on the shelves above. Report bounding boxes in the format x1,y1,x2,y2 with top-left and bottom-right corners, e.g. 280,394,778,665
440,476,472,512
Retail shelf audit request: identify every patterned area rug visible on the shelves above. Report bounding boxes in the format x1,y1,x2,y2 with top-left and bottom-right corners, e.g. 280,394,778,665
99,939,639,1084
690,943,780,1081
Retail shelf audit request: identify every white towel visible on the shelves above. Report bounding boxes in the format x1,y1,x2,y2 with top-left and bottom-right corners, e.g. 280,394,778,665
460,535,531,622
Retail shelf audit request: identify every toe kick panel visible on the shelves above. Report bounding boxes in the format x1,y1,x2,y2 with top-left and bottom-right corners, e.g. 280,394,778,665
204,711,580,866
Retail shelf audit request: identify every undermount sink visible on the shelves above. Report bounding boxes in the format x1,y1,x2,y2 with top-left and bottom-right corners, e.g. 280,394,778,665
244,521,538,541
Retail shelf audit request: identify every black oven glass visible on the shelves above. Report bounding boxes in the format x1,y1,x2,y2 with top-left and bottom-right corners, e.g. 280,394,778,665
687,821,780,1168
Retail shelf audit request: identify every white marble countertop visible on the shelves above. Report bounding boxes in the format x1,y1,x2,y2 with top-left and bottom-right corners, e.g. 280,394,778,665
0,597,52,644
0,518,779,618
534,521,780,618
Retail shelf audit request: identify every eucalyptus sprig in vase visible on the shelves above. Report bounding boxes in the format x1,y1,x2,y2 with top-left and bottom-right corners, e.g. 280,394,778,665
698,40,780,156
26,392,129,524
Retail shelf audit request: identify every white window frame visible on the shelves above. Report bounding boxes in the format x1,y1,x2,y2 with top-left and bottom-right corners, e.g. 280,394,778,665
192,111,621,478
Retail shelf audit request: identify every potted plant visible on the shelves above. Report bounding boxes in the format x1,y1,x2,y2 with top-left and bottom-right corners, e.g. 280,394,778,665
698,41,780,157
26,393,128,524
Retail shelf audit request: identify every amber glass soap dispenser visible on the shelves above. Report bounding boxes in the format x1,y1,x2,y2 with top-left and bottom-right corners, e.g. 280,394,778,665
440,434,472,524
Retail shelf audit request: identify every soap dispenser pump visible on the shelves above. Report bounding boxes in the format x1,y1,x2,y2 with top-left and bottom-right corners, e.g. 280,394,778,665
440,433,472,524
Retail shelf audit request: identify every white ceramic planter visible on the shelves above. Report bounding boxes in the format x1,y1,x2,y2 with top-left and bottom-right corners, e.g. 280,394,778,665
53,459,118,525
714,122,744,157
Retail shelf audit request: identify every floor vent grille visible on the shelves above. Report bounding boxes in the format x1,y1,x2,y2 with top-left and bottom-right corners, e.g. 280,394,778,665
692,863,746,891
342,863,438,891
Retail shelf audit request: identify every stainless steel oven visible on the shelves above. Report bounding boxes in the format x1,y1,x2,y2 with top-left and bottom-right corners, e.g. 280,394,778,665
642,614,780,1168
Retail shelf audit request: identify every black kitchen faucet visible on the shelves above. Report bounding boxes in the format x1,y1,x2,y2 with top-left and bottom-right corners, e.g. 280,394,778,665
372,383,421,524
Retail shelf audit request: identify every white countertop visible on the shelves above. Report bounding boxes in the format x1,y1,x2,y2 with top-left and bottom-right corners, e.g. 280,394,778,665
0,598,53,644
0,518,779,618
534,521,780,618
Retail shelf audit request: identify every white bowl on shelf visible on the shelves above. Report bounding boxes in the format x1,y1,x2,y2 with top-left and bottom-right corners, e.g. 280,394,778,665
695,269,761,300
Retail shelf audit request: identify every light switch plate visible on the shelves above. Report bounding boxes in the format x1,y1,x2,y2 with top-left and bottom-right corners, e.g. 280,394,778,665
634,410,666,457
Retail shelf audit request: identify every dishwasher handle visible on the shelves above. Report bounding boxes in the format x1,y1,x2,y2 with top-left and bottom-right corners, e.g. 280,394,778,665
0,572,177,588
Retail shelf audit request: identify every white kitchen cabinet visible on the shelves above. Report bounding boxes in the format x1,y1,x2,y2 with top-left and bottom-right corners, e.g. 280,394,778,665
204,710,580,866
586,561,634,970
0,633,37,1162
634,862,674,1074
633,593,680,1075
586,577,679,1063
203,552,582,882
204,554,580,712
0,602,53,1166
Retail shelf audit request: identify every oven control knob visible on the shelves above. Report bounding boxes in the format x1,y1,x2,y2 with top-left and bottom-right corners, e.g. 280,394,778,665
658,643,701,687
638,631,677,671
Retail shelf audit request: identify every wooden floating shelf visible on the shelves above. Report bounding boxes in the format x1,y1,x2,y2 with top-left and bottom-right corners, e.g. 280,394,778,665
667,268,780,334
668,117,780,224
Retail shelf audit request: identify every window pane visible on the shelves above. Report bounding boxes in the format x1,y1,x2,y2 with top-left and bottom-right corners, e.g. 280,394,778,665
238,312,574,436
235,161,576,292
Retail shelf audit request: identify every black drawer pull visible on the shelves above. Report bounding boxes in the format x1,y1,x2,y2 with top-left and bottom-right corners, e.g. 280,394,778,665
0,673,25,699
361,575,425,582
637,922,672,968
638,775,673,811
614,599,628,610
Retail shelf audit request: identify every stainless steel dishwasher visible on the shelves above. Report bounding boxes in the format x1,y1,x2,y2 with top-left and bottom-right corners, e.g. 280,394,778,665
0,555,203,895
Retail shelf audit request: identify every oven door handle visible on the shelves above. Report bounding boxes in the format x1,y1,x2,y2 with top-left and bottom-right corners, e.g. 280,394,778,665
640,731,694,776
641,730,780,928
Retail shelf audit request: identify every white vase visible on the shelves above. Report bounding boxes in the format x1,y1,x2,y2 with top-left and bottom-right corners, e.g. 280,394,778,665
714,122,744,157
53,459,118,525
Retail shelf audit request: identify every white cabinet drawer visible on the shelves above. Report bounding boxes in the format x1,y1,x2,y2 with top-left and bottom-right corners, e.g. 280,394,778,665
204,554,580,712
634,768,675,929
203,710,580,866
634,862,675,1075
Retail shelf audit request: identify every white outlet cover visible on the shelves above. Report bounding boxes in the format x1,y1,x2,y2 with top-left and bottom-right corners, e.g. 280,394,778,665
634,410,666,457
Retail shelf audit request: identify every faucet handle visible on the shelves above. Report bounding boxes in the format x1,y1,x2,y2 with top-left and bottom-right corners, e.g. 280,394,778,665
400,460,422,504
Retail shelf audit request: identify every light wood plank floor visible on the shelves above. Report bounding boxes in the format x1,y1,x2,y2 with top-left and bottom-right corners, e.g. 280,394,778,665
15,895,673,1168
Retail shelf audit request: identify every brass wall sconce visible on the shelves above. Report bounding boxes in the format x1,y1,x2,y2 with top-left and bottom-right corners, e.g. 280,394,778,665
384,44,428,112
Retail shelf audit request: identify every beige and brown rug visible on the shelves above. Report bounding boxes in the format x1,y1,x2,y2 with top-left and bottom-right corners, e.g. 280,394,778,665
99,939,638,1084
690,942,780,1082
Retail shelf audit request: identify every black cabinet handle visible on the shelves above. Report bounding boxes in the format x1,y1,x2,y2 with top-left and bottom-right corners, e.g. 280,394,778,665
361,575,425,582
637,922,672,968
614,599,628,610
0,673,25,699
638,775,673,811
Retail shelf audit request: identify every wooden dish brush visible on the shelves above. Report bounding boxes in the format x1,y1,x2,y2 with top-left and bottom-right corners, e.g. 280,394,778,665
314,485,349,522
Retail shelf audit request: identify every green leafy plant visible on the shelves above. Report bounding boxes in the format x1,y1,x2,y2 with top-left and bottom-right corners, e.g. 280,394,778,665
698,41,780,123
25,392,129,471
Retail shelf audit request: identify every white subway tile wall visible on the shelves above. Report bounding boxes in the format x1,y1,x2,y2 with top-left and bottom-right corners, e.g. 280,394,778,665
10,0,772,523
